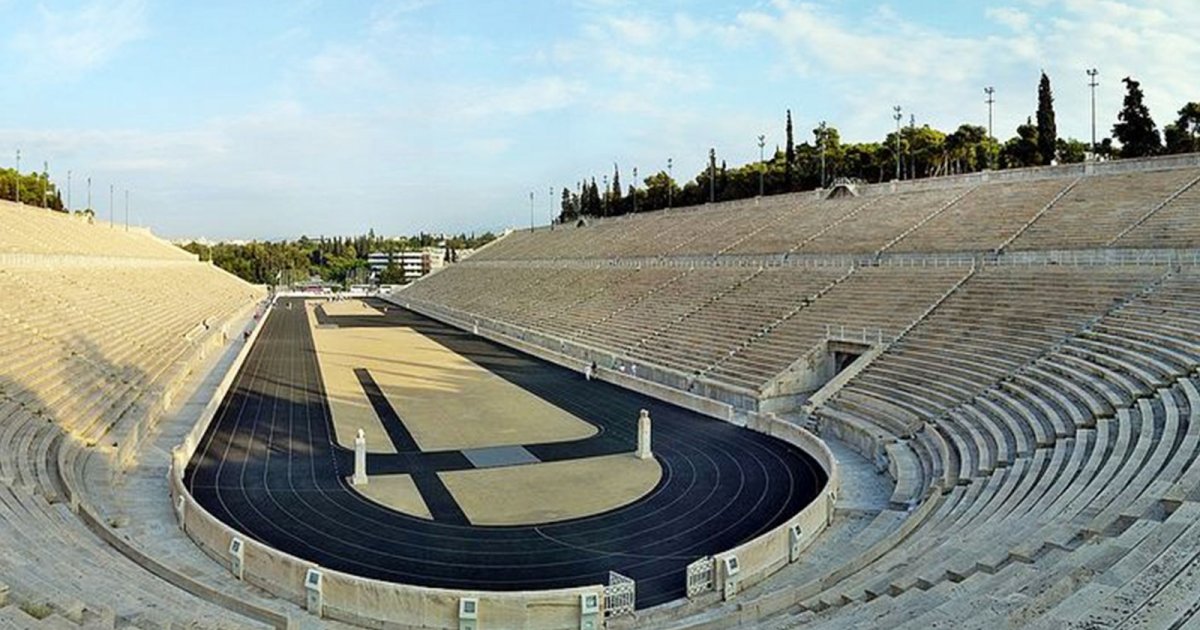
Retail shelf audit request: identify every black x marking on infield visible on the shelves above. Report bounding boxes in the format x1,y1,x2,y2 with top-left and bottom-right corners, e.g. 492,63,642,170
353,367,469,525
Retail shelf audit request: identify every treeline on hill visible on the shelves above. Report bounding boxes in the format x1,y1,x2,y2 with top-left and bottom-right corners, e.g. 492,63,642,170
0,168,65,210
560,75,1200,222
181,230,496,286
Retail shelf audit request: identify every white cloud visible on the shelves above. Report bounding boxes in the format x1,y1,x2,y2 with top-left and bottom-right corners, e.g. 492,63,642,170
10,0,148,77
721,0,1197,143
986,7,1031,31
549,12,714,93
458,77,586,118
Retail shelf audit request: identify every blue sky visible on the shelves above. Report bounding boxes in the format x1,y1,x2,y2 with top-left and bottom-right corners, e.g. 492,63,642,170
1,0,1195,240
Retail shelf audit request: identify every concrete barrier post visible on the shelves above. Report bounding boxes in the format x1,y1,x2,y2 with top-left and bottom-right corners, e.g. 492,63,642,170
789,524,803,562
458,597,478,630
637,410,652,460
305,569,323,617
579,592,601,630
229,538,245,580
721,556,741,601
353,429,368,486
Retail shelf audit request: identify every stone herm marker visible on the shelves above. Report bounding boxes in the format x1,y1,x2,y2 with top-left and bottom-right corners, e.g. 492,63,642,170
637,409,652,460
353,428,368,486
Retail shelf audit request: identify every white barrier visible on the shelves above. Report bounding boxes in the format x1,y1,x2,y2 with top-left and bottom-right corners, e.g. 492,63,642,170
710,416,838,595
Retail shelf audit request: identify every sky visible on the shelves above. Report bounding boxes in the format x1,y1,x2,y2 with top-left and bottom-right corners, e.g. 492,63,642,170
1,0,1196,241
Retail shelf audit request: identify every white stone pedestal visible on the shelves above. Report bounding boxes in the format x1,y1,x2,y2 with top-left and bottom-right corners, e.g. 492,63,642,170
353,428,368,486
637,410,652,460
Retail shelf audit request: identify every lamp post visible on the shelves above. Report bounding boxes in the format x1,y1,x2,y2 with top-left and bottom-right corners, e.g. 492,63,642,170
757,134,766,197
14,149,20,204
632,167,638,213
1087,68,1099,156
893,106,902,181
984,86,995,169
528,190,534,232
984,87,995,141
548,185,554,228
602,175,608,216
666,158,673,209
708,147,716,203
909,114,916,180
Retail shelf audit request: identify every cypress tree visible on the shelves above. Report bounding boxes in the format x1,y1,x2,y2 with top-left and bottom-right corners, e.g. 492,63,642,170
785,109,795,190
611,164,622,214
1036,72,1057,165
1113,77,1162,157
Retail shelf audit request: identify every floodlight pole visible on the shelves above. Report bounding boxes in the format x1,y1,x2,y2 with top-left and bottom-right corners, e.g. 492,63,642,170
984,87,995,141
602,174,608,215
984,86,996,169
893,106,902,181
67,170,72,211
528,191,534,233
632,167,638,213
666,158,673,209
41,161,48,208
86,177,92,213
1087,68,1099,155
548,185,554,228
14,149,20,204
757,135,766,197
909,114,916,180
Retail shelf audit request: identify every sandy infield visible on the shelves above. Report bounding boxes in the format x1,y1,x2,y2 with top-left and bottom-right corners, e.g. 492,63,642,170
310,299,596,453
350,474,433,520
440,454,662,526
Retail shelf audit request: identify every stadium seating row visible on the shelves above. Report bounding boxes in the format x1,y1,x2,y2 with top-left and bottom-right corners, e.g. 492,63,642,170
468,165,1200,261
0,201,196,261
401,264,1168,401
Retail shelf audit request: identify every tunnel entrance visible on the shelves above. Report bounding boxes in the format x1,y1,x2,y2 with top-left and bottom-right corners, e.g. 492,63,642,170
759,338,875,414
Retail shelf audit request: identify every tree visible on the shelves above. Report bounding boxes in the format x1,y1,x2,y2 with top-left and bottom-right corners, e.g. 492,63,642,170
1001,118,1041,168
1036,72,1058,165
582,178,601,217
785,109,795,190
1112,76,1161,157
942,124,987,174
1164,102,1200,154
640,170,677,211
558,187,577,223
1055,138,1089,164
610,164,622,211
378,264,407,285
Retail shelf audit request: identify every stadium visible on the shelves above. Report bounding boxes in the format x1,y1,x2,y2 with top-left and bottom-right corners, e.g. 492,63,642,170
4,3,1200,629
0,150,1199,628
